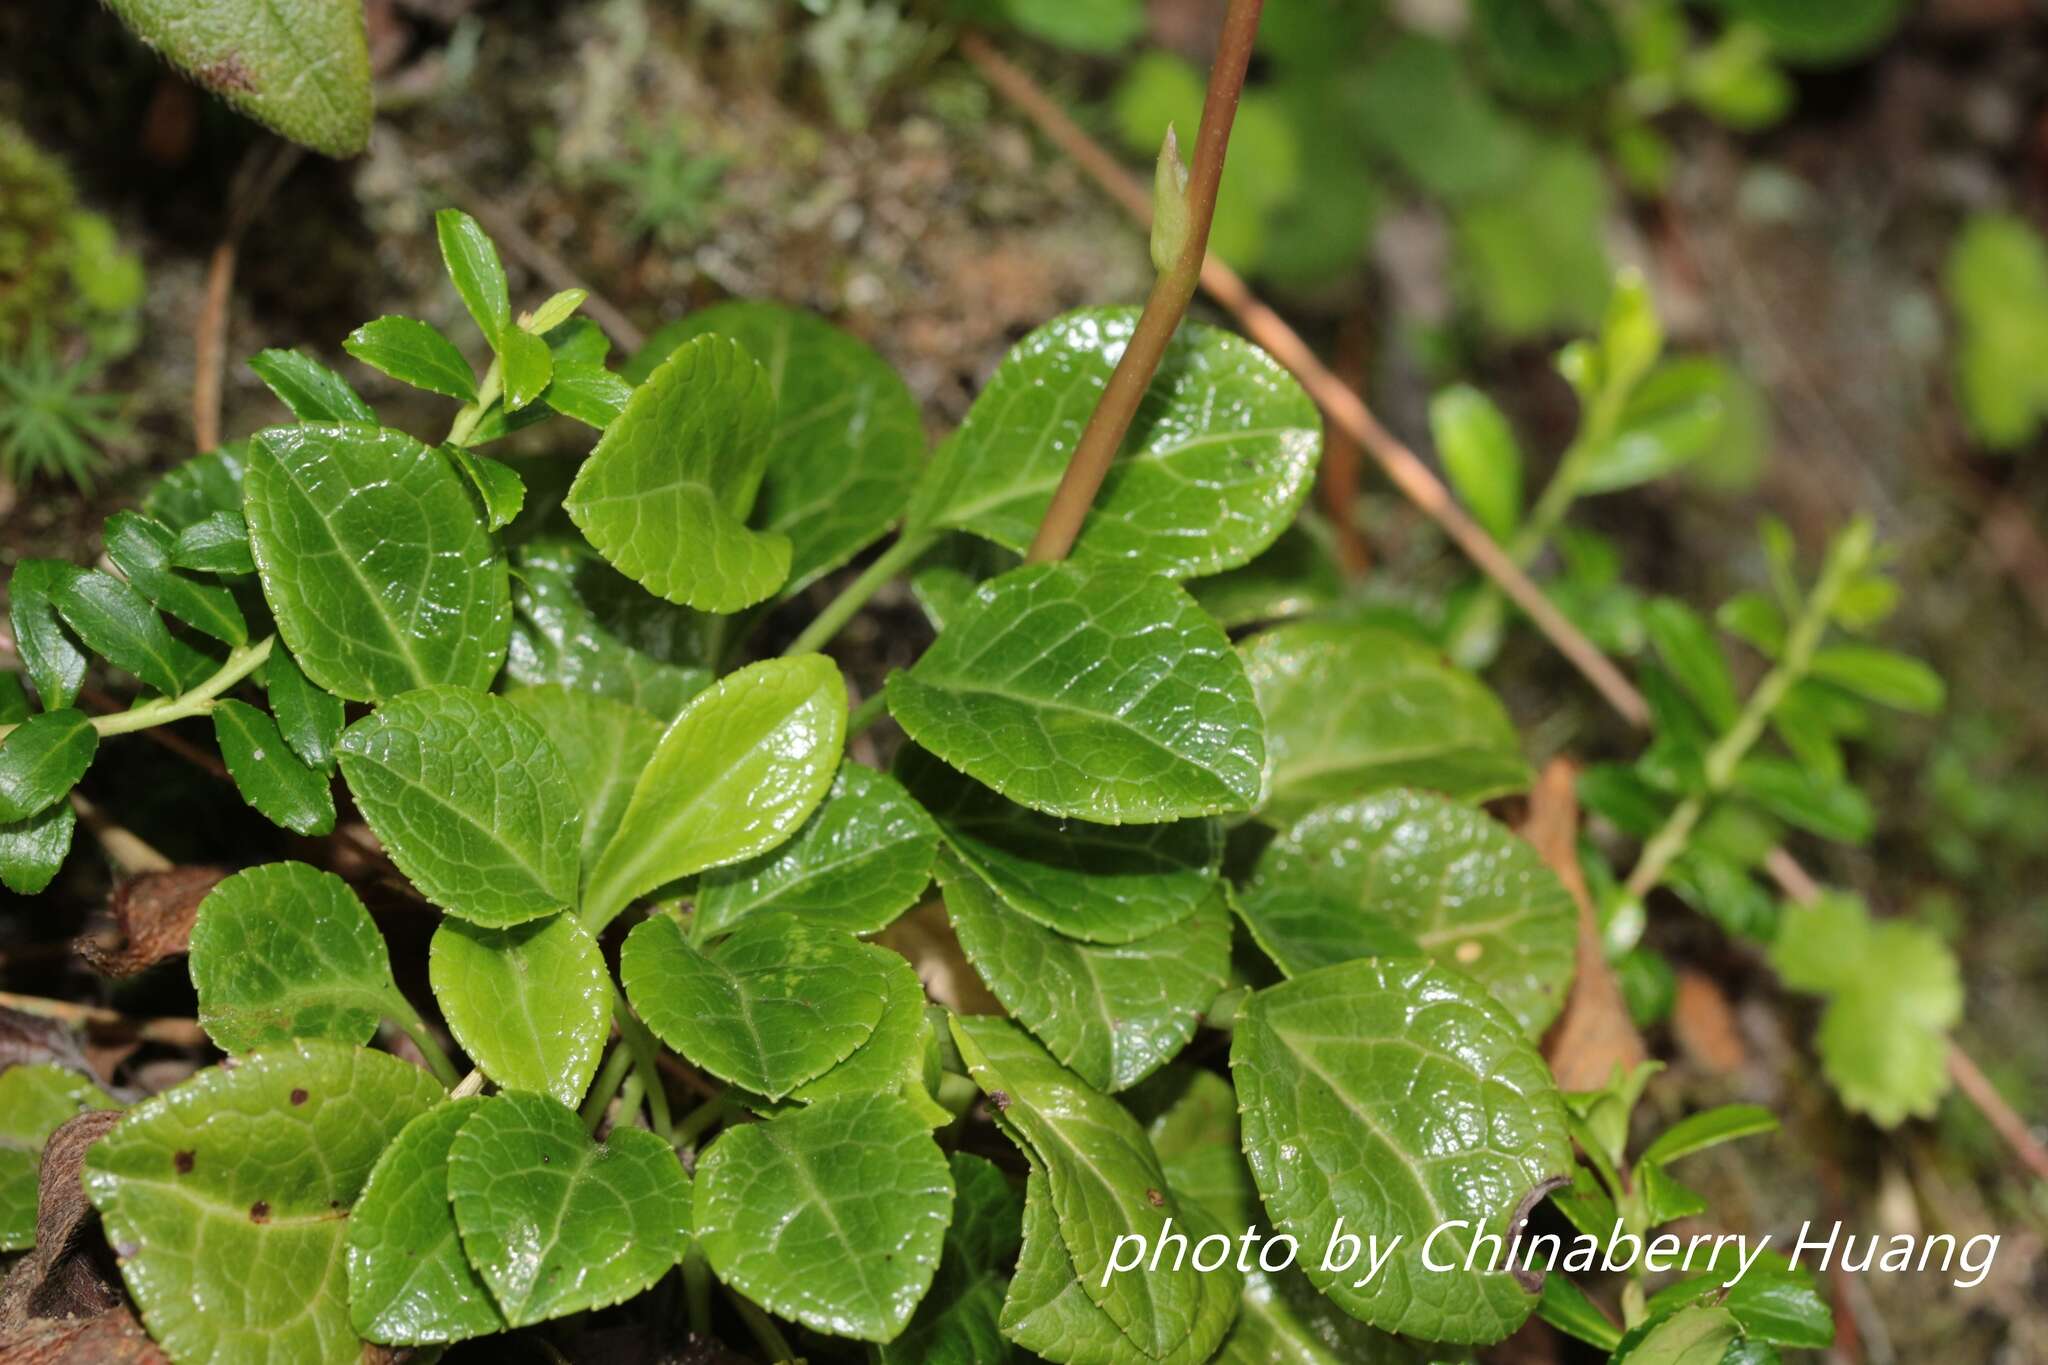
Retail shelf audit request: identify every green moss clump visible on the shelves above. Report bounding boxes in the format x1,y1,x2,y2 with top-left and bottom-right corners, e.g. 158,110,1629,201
0,119,144,357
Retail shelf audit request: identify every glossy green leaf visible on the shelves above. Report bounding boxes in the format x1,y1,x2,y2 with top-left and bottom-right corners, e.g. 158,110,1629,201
444,445,526,531
696,1091,953,1343
430,915,610,1107
620,911,888,1099
101,0,372,157
890,563,1263,824
505,686,662,897
498,327,554,413
1431,384,1522,542
1538,1274,1624,1352
0,1064,116,1251
0,708,96,822
145,444,250,531
1806,645,1943,714
565,334,790,613
346,1098,505,1345
544,358,634,428
436,208,510,344
505,539,715,720
1187,521,1345,629
1612,1305,1743,1363
1239,791,1578,1035
1241,622,1530,823
244,423,510,702
83,1041,443,1365
583,654,846,927
952,1015,1240,1362
248,348,375,424
54,568,215,696
784,944,944,1123
187,861,408,1052
1231,958,1570,1343
262,646,345,772
897,743,1220,944
642,302,926,592
940,855,1227,1092
9,559,88,710
172,510,257,576
213,699,337,836
338,687,580,925
446,1090,691,1326
911,309,1320,577
344,315,477,401
103,510,249,645
877,1151,1024,1364
1644,598,1739,731
0,800,75,895
1647,1267,1831,1349
696,762,938,939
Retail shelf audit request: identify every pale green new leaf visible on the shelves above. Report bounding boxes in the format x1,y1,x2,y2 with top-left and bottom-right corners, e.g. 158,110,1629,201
505,686,663,896
430,915,611,1107
213,699,337,836
1431,384,1522,543
0,1064,116,1251
877,1151,1024,1364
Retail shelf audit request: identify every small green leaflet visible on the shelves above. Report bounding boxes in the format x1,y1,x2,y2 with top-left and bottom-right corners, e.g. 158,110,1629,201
694,1091,954,1343
694,762,939,939
582,654,847,928
430,915,611,1107
877,1151,1024,1364
619,911,889,1099
103,510,248,645
9,559,89,710
1431,384,1523,543
437,209,510,345
186,862,410,1052
447,1090,692,1326
144,443,249,531
262,646,345,772
1240,621,1530,823
910,308,1321,578
1231,958,1570,1343
505,686,663,897
244,423,510,703
338,687,582,926
1644,598,1739,731
498,327,554,413
346,1098,505,1346
83,1041,443,1365
0,1064,117,1251
1238,790,1578,1035
444,445,526,531
172,511,256,576
565,334,792,613
54,568,216,696
248,347,376,424
505,539,714,721
889,563,1264,824
0,800,76,895
213,699,337,836
0,708,97,823
345,315,478,401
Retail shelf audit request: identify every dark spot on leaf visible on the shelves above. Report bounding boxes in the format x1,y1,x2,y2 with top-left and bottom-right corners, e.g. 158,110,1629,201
1146,1188,1165,1207
196,53,257,94
173,1150,195,1174
289,1088,308,1105
990,1089,1010,1111
248,1201,270,1224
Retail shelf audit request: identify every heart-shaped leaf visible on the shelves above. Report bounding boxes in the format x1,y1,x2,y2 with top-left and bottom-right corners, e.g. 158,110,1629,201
506,686,664,897
430,915,611,1107
83,1041,444,1365
1241,621,1530,823
338,687,581,926
447,1090,691,1326
1230,958,1570,1343
940,854,1228,1092
620,912,889,1099
583,655,846,929
346,1098,505,1345
566,334,792,612
877,1151,1024,1364
505,539,715,721
244,423,510,702
0,708,97,822
213,699,337,836
694,1091,954,1343
0,1064,117,1251
889,563,1264,824
695,762,939,939
1239,790,1578,1035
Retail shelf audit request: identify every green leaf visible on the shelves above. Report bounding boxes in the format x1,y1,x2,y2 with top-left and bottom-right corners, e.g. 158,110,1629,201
1577,358,1733,495
696,1091,953,1343
543,358,634,429
338,687,582,926
1187,521,1345,629
172,510,257,576
244,423,510,702
446,1090,691,1326
9,559,88,710
1231,958,1571,1343
54,569,216,696
1646,1265,1831,1350
83,1041,444,1365
939,854,1228,1092
1612,1305,1743,1363
505,686,663,898
1472,0,1621,101
1452,140,1612,337
101,0,373,157
213,699,337,835
498,327,554,413
1239,790,1579,1035
344,315,478,401
1723,0,1906,64
565,334,791,613
506,539,714,720
889,563,1264,824
524,289,586,335
1538,1273,1624,1351
1806,645,1943,714
896,743,1219,944
0,709,97,822
1241,621,1530,823
1731,756,1872,842
1431,384,1522,542
187,862,408,1052
1946,212,2048,449
640,302,927,593
262,646,345,772
346,1098,505,1345
696,762,939,939
0,1064,116,1251
145,443,250,531
444,445,526,530
910,308,1320,578
103,511,249,646
1000,0,1144,52
430,915,611,1107
951,1015,1240,1362
1717,590,1785,657
248,348,375,424
1644,597,1740,731
876,1151,1024,1364
619,911,889,1099
783,944,945,1123
1639,1104,1778,1167
436,208,510,345
0,801,75,895
583,654,846,927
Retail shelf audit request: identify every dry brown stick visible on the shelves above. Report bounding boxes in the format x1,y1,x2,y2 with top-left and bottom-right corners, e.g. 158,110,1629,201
0,990,207,1048
192,140,302,452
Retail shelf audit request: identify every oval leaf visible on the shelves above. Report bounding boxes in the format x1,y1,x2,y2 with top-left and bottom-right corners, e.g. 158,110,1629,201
0,708,97,823
505,685,664,897
103,510,249,646
429,915,611,1107
344,315,478,401
213,699,337,836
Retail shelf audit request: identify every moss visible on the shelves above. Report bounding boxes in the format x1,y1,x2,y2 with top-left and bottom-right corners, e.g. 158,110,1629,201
0,118,143,356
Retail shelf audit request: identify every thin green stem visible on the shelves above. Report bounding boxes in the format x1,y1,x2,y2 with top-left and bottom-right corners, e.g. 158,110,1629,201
671,1094,732,1149
681,1245,714,1339
728,1289,797,1363
445,356,504,448
580,1041,635,1133
781,532,933,658
847,690,890,739
0,635,278,744
617,1069,646,1127
613,981,674,1142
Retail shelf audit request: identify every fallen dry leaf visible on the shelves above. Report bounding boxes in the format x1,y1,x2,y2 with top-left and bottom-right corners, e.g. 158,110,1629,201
74,867,227,978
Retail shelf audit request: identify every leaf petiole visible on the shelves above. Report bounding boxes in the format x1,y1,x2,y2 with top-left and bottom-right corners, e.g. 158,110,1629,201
581,1041,635,1133
780,530,932,658
444,354,504,448
0,634,276,745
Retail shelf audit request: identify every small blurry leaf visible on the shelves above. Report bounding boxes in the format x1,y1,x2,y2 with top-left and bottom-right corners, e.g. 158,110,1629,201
1644,597,1740,731
10,560,88,710
1431,384,1523,543
444,445,526,530
1717,590,1785,657
1946,213,2048,450
1807,645,1943,714
430,915,611,1107
1639,1104,1778,1167
213,699,336,835
1353,35,1528,200
1473,0,1622,101
248,348,376,424
1577,358,1731,495
1722,0,1908,65
999,0,1144,52
436,208,510,345
171,510,256,576
104,510,248,646
1732,756,1873,842
0,708,97,822
1830,573,1900,630
345,315,478,401
262,646,345,772
1453,141,1613,338
54,569,216,696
